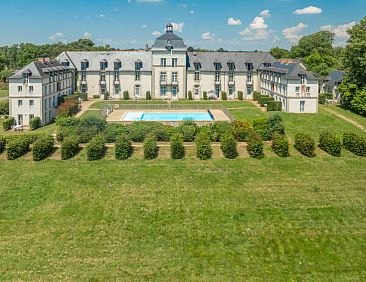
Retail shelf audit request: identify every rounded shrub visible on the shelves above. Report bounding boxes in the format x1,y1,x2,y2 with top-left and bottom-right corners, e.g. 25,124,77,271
146,91,151,100
267,113,285,136
3,117,15,131
247,134,264,159
105,123,129,143
77,115,107,143
252,118,271,141
319,131,342,157
237,91,244,100
253,91,261,101
61,136,80,160
86,135,106,161
343,132,366,156
188,91,193,100
6,137,30,160
0,135,6,154
144,134,158,160
220,133,238,159
29,116,41,130
221,91,227,100
210,122,233,142
115,135,133,160
0,100,9,115
123,91,130,100
203,91,208,100
32,136,54,161
178,121,197,142
170,134,185,159
294,133,315,157
195,132,212,160
232,120,253,142
271,133,289,157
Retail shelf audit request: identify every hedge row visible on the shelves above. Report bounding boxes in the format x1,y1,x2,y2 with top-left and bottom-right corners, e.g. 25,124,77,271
32,137,54,161
294,133,315,157
0,135,6,154
319,132,342,157
267,101,282,112
86,135,106,161
343,132,366,156
253,92,261,101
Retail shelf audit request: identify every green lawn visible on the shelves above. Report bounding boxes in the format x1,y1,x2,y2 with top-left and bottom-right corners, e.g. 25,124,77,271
0,156,365,280
0,88,8,98
324,104,366,128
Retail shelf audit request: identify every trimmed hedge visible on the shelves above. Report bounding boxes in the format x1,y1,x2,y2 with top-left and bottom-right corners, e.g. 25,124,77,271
343,132,366,156
253,118,271,141
3,117,15,131
203,91,208,100
6,137,30,160
178,121,198,142
0,135,6,154
115,135,133,160
195,132,212,160
253,91,261,101
30,116,41,130
123,91,130,100
267,113,285,137
220,133,238,159
294,133,315,157
144,134,158,160
77,116,107,143
170,134,185,159
267,101,282,111
319,131,342,157
259,97,275,107
0,100,9,115
86,135,106,161
61,137,80,160
221,91,227,100
247,135,264,159
32,136,54,161
232,120,253,142
188,91,193,100
146,91,151,100
237,91,243,100
272,133,289,157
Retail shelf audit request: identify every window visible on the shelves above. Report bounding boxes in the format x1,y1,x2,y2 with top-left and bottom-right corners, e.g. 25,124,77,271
62,60,70,67
29,114,34,121
29,100,34,107
114,71,120,81
229,72,234,82
135,71,141,81
194,86,200,97
172,58,178,67
160,72,167,82
172,72,178,82
160,58,167,67
300,101,305,112
29,86,34,93
100,84,106,94
194,62,201,81
134,85,141,97
229,85,235,96
81,72,87,82
215,72,220,82
18,86,22,92
18,114,23,125
296,86,300,95
300,74,306,85
306,87,311,94
100,60,108,70
247,86,253,95
194,71,200,81
172,86,178,97
100,73,106,82
81,84,88,94
160,86,167,96
247,72,252,82
81,61,89,71
18,100,22,107
215,85,221,97
114,84,121,95
214,62,221,71
114,61,121,70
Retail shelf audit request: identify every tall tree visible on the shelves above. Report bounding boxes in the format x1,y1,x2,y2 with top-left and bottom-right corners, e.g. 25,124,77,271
290,31,335,58
270,47,290,59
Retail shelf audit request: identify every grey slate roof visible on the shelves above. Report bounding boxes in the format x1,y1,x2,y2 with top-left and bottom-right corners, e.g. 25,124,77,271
187,52,275,72
56,51,152,72
152,27,187,50
9,60,71,79
325,71,345,83
262,61,318,80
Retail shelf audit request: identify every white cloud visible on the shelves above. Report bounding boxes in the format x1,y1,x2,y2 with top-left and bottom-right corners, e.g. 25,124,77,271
294,6,322,15
83,32,92,38
172,22,184,32
152,31,161,36
239,28,269,41
202,32,215,40
142,24,148,28
99,14,106,18
260,10,271,18
320,22,356,39
249,16,268,30
282,23,308,42
189,10,195,14
228,17,242,26
49,32,63,40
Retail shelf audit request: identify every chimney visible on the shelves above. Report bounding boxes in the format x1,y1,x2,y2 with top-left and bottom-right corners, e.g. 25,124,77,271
37,58,50,63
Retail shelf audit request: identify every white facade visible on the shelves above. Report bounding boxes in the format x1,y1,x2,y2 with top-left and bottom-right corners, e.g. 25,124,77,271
8,60,73,126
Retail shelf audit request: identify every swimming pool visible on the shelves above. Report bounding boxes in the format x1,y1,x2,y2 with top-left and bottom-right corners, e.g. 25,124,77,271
122,111,214,121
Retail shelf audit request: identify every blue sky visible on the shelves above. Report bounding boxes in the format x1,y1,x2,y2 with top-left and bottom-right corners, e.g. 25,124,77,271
0,0,364,51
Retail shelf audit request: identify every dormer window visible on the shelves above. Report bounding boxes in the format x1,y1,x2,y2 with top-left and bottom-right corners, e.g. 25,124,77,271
245,62,254,71
300,74,306,85
81,60,89,71
194,62,201,81
214,62,222,71
114,60,121,70
263,62,271,68
228,62,235,71
100,60,108,71
135,60,143,71
62,60,70,67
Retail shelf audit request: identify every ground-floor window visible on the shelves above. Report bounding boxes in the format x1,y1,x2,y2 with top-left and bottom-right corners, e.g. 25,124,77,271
247,86,253,95
100,84,106,95
160,86,167,96
17,114,23,125
81,84,88,94
300,101,305,112
194,86,200,97
172,86,178,97
134,85,141,97
215,85,221,97
229,85,235,97
115,85,121,95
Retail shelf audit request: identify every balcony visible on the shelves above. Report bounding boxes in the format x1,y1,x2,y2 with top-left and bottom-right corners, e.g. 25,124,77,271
100,80,106,85
228,79,235,85
160,80,178,85
81,80,87,85
246,80,253,85
214,80,221,85
113,80,120,85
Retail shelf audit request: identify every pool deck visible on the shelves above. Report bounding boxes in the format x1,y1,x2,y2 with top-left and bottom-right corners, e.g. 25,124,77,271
107,109,231,124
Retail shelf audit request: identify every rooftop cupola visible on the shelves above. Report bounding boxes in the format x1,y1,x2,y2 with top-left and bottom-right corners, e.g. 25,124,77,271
166,23,174,33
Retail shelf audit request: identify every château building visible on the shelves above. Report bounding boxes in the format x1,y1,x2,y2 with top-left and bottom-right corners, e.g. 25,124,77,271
9,23,319,126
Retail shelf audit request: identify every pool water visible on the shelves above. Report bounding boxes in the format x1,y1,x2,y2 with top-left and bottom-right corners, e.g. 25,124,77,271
122,111,214,121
